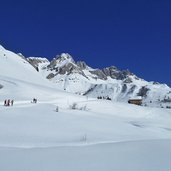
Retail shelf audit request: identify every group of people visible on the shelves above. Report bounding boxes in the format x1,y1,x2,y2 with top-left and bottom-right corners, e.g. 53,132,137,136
3,98,37,106
32,98,37,103
97,96,111,100
4,99,14,106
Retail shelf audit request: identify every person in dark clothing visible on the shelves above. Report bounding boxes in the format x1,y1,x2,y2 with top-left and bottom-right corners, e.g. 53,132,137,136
7,99,10,106
4,100,7,106
32,98,37,103
11,100,14,106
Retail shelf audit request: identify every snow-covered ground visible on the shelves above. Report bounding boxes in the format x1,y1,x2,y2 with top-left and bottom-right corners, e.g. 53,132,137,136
1,45,171,171
0,97,171,171
1,140,171,171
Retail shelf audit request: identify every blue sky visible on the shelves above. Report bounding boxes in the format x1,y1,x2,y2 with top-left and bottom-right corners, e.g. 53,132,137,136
0,0,171,85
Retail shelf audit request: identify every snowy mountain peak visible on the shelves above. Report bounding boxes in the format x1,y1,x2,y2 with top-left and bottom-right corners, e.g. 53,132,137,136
76,61,89,70
60,53,74,60
55,53,75,65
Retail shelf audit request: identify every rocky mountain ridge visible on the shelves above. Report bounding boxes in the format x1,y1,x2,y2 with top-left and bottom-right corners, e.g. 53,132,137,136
27,53,136,82
0,44,170,108
27,53,171,108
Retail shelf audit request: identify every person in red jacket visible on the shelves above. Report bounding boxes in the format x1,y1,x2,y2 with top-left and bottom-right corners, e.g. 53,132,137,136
4,99,7,106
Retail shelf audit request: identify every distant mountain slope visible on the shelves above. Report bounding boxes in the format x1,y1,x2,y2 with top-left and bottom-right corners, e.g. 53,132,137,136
27,53,171,108
0,45,51,86
0,45,66,100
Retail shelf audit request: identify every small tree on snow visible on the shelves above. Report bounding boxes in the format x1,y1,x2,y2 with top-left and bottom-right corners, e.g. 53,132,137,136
80,134,87,142
56,106,59,112
70,102,78,110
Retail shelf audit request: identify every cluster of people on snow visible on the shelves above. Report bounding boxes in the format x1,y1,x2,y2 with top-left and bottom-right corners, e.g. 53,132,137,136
97,96,111,100
2,98,38,106
32,98,37,103
4,99,14,106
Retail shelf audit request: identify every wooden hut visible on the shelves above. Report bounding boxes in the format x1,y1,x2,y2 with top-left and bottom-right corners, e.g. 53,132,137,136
128,97,142,106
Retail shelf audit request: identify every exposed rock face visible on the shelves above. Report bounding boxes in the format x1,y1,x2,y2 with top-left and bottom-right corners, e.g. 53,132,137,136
76,61,87,70
101,67,133,81
0,84,3,89
127,85,137,95
27,57,49,71
90,69,108,80
121,84,127,93
137,86,150,97
102,66,121,79
46,73,55,79
59,63,77,75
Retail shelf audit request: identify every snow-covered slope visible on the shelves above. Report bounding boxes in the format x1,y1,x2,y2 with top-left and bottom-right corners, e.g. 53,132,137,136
1,140,171,171
28,53,171,108
1,91,171,171
1,44,171,170
0,46,50,85
0,45,67,100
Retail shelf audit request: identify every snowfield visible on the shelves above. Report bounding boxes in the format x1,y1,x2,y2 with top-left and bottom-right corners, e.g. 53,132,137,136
1,45,171,171
0,140,171,171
